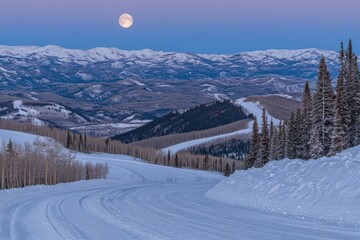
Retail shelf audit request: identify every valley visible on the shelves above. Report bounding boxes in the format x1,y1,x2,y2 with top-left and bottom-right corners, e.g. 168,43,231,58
0,46,336,135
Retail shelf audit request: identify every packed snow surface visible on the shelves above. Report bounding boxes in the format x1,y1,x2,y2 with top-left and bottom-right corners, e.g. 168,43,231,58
1,129,360,239
236,98,281,125
207,146,360,227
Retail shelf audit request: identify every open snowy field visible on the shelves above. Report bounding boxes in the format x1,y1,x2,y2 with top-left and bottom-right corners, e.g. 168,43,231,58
1,129,360,239
207,146,360,228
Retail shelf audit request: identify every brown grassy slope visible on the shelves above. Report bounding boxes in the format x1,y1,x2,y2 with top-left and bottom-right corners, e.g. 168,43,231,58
245,95,302,120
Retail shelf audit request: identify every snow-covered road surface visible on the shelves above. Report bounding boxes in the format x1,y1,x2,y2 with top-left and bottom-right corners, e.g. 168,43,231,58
1,153,359,240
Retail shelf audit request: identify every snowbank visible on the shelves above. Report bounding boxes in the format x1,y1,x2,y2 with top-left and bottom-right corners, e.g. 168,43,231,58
207,146,360,226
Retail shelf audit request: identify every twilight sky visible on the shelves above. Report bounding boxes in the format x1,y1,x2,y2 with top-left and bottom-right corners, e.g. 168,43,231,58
1,0,359,53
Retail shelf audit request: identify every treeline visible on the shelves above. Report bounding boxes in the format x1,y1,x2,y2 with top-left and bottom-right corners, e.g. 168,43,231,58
189,137,250,161
0,119,242,176
246,40,360,168
0,139,108,190
159,151,243,177
131,119,250,149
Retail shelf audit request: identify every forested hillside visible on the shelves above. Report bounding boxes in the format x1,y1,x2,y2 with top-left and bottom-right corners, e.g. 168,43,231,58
245,40,360,168
113,100,251,143
189,137,250,160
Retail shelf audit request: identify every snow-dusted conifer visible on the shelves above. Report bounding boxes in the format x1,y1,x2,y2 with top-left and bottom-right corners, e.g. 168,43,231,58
269,119,277,160
275,121,285,160
309,126,323,159
344,40,359,146
245,117,259,168
329,109,345,156
254,109,269,167
295,108,305,159
286,111,297,159
329,44,347,156
302,81,312,159
311,56,335,156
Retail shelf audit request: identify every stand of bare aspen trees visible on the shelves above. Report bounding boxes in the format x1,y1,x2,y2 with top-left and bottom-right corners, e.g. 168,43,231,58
0,119,243,188
0,139,109,190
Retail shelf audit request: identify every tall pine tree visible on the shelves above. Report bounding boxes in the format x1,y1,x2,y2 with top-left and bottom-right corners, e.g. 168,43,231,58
329,43,347,156
310,56,335,156
269,119,277,160
295,108,305,158
329,108,345,156
286,111,297,159
254,109,269,167
245,117,260,168
275,121,286,160
302,81,312,159
344,39,360,146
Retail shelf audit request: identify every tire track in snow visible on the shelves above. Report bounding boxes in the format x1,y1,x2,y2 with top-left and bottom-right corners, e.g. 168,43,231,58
2,153,360,240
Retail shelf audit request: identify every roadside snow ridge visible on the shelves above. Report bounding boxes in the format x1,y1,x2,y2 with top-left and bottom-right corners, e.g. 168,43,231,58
207,145,360,226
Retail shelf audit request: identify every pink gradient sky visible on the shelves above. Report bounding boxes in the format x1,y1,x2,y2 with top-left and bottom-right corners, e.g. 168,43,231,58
1,0,359,53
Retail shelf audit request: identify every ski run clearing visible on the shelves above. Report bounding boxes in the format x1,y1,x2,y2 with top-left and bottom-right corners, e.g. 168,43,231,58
162,98,280,154
0,129,360,239
161,121,253,154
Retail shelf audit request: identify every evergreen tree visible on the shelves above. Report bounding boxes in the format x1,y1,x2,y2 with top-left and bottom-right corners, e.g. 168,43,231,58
268,119,274,160
66,130,72,148
167,150,171,166
295,108,305,158
309,126,323,159
245,117,259,168
279,121,287,159
344,39,360,146
286,111,297,159
302,81,312,159
329,44,348,156
311,56,335,156
84,133,87,152
175,154,179,167
269,125,277,160
224,163,231,177
254,109,269,167
337,42,348,134
275,121,283,160
329,108,345,156
269,119,274,142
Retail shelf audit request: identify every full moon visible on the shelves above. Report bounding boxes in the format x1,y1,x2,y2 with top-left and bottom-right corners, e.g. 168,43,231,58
119,13,133,29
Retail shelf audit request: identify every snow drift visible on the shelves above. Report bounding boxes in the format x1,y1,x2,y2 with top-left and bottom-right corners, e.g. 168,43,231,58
207,146,360,226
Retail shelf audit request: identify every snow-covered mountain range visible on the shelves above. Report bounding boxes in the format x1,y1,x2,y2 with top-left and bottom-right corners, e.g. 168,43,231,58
0,45,340,131
0,45,339,83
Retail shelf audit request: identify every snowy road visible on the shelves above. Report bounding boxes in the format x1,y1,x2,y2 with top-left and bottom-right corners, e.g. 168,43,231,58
1,153,359,239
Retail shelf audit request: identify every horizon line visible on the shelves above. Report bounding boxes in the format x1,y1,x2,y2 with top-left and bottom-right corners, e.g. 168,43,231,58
0,44,340,56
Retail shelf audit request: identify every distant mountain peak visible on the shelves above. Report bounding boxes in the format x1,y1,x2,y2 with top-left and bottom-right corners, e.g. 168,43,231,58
0,45,340,84
0,44,338,60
